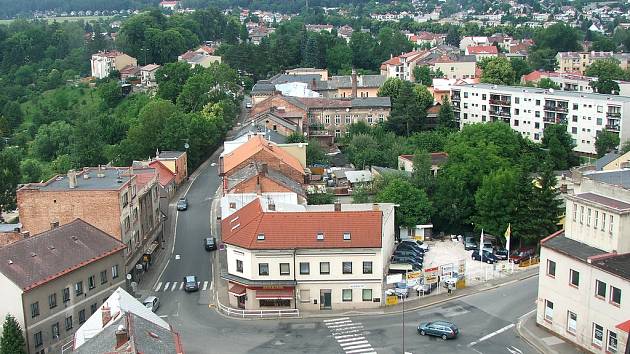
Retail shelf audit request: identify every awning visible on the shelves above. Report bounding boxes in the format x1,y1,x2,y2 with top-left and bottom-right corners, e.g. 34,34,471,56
255,288,294,300
228,283,247,297
616,319,630,333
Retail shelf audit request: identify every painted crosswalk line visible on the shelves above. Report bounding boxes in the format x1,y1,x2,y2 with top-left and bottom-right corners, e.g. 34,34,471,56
325,317,377,354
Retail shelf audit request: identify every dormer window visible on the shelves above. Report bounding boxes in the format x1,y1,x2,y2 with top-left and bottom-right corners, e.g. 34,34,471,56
316,232,324,241
343,232,351,240
257,233,265,241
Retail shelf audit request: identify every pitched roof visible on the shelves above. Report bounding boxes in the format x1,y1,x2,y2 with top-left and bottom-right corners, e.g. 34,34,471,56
542,231,607,261
467,45,498,54
141,64,161,72
591,253,630,280
148,160,176,187
228,162,305,196
595,151,621,170
571,192,630,212
132,168,157,190
222,199,383,250
222,135,304,176
0,219,125,291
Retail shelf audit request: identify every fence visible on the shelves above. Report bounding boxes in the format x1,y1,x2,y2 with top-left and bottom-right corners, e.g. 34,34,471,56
519,256,540,268
217,302,300,319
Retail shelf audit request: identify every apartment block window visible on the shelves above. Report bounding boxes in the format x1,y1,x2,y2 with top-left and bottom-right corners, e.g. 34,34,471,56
88,275,95,290
570,269,579,287
610,286,621,305
367,115,373,124
534,122,540,129
62,287,70,302
535,99,541,106
580,206,584,223
608,330,618,352
65,316,73,330
51,322,59,338
259,263,269,276
544,299,554,321
514,97,519,104
363,261,373,274
514,119,519,126
587,208,591,226
236,259,243,273
342,289,352,302
596,280,607,298
300,262,310,275
567,311,577,334
482,94,487,100
378,114,384,123
609,215,614,233
515,109,519,116
100,270,107,284
79,309,86,324
320,262,330,275
124,216,130,230
573,203,577,221
464,92,468,98
280,263,290,275
342,262,352,274
34,331,42,347
594,211,599,229
547,260,556,277
31,302,39,318
112,265,119,279
463,103,468,109
335,115,340,124
90,303,98,314
362,289,373,302
49,293,57,309
75,281,84,296
593,323,603,347
573,103,578,110
596,117,602,125
572,115,578,122
345,115,351,124
482,105,486,111
602,212,606,231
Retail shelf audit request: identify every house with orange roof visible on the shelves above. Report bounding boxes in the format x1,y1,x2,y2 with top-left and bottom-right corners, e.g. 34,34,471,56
220,199,395,311
465,45,499,61
91,51,137,79
380,50,428,81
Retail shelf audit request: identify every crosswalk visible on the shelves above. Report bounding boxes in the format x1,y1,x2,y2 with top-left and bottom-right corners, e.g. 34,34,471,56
324,317,377,354
153,280,210,292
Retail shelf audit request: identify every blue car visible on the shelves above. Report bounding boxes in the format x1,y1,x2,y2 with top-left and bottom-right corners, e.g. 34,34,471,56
417,321,459,340
471,250,498,264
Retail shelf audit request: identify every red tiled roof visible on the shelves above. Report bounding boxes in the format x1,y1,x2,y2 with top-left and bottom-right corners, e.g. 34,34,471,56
222,199,383,250
179,51,196,60
228,283,246,296
467,45,498,54
521,71,547,82
133,170,156,190
197,45,215,54
399,154,414,162
148,160,175,187
381,56,401,66
222,135,304,176
616,319,630,333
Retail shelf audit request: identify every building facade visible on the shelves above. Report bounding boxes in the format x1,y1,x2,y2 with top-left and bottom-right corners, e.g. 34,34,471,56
0,220,125,354
556,51,630,75
90,51,137,79
451,83,630,155
537,168,630,354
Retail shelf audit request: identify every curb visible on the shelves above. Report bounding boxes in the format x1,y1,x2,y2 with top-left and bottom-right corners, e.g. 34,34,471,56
515,312,546,354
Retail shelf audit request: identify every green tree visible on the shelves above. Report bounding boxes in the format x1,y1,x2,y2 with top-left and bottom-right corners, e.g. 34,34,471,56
375,176,433,228
533,23,581,52
97,80,123,109
510,58,532,81
595,130,621,158
528,48,558,71
592,79,620,95
2,102,23,132
538,78,561,89
445,27,460,47
19,158,44,183
542,124,577,169
351,184,370,204
411,150,432,192
480,57,516,85
437,97,457,130
347,134,381,168
472,167,518,237
413,66,433,86
622,140,630,154
326,44,352,75
155,61,193,103
529,164,562,240
585,59,627,94
0,314,26,354
378,77,405,101
306,139,330,165
0,147,21,216
307,192,334,205
286,132,306,143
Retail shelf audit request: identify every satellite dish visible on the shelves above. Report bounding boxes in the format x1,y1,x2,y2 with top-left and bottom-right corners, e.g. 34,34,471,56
184,143,190,149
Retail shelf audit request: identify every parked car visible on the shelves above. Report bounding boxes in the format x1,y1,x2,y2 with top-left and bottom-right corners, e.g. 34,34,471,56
245,102,252,109
391,256,423,266
510,247,536,264
394,247,424,257
393,251,424,260
204,237,217,251
142,296,160,312
176,197,188,211
415,281,438,295
183,275,199,292
494,248,509,260
481,242,494,254
399,240,427,253
464,236,478,251
417,321,459,340
385,286,409,298
471,250,498,264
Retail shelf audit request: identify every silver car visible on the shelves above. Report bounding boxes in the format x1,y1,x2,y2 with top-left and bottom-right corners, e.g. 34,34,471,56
143,296,160,312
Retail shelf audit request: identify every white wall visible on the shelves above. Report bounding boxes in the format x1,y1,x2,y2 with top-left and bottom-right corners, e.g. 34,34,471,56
221,193,299,218
0,274,25,332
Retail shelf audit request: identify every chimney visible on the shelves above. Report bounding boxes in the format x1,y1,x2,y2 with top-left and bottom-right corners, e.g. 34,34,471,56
268,200,276,211
372,203,380,211
50,220,59,230
97,165,105,178
351,68,358,98
261,163,268,176
102,306,112,326
115,324,129,349
334,201,341,212
68,170,77,189
21,231,30,239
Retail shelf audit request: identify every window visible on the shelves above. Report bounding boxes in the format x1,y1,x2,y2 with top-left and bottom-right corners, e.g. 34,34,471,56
572,127,577,135
51,322,60,338
342,289,352,302
259,263,269,276
62,287,70,302
236,260,243,273
88,275,95,290
363,261,373,274
580,206,584,223
34,331,42,347
48,293,57,309
573,203,577,221
111,265,119,279
572,115,578,122
596,117,602,125
602,212,606,231
610,286,621,305
343,232,351,240
464,92,468,98
594,211,598,229
90,303,98,314
100,270,107,284
593,323,603,347
514,119,519,126
31,302,39,318
325,115,330,124
316,232,324,241
463,103,468,109
547,260,556,277
345,115,351,124
573,103,578,110
608,330,618,352
280,263,290,275
596,280,607,298
535,99,540,106
482,105,486,111
79,309,86,324
514,97,519,104
342,262,352,274
335,115,340,124
587,208,591,226
515,109,519,116
534,122,540,129
367,115,373,124
567,311,577,334
299,262,310,275
320,262,330,275
65,316,73,330
544,299,553,321
75,281,84,296
362,289,373,301
609,215,614,233
124,216,130,230
570,269,579,287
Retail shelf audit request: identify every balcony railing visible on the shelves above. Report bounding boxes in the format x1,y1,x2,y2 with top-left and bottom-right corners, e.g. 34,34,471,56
490,111,510,117
543,116,556,123
452,94,461,101
544,105,568,113
489,99,510,106
606,112,621,118
605,124,620,131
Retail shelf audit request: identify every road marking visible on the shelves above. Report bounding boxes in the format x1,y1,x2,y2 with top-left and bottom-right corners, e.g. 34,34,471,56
163,282,170,291
197,281,200,288
171,282,178,291
337,337,365,343
158,315,169,318
179,282,184,290
175,254,180,260
326,320,352,326
324,317,349,323
343,343,372,350
340,340,369,347
327,322,356,329
507,346,523,354
326,318,375,354
210,280,214,291
202,281,208,291
154,282,162,292
468,323,515,347
334,333,363,339
345,348,375,354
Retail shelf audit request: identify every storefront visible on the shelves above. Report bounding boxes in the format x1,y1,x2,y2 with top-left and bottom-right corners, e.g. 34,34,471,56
226,280,295,310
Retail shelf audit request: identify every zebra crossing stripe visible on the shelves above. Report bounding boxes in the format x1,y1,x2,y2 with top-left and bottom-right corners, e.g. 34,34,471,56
179,282,184,290
324,317,349,323
202,281,208,291
163,282,170,291
337,336,365,343
339,340,369,347
154,282,162,292
343,343,372,351
345,350,375,354
171,282,177,291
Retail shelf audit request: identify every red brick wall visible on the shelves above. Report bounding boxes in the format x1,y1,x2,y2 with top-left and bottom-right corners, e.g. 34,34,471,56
249,96,306,121
225,150,304,184
174,154,188,185
0,232,22,248
17,189,123,240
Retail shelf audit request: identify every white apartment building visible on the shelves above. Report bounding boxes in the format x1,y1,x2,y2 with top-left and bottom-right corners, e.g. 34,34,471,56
537,168,630,354
90,51,137,79
452,83,630,155
221,199,395,311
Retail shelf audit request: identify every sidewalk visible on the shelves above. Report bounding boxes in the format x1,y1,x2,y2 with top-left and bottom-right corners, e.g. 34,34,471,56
516,309,588,354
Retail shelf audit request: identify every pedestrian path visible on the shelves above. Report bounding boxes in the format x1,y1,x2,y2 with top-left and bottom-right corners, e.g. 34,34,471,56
324,317,377,354
153,280,209,292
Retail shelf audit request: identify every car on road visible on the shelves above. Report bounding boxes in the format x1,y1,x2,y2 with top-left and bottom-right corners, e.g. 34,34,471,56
142,296,160,312
183,275,199,292
472,250,498,264
204,237,217,251
176,197,188,211
417,321,459,340
494,248,509,260
510,247,536,264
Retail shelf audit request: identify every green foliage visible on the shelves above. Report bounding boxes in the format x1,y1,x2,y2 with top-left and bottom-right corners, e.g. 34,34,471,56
595,130,620,158
97,80,123,109
437,97,457,131
381,80,430,136
0,147,21,214
411,150,432,192
537,78,561,89
307,192,334,205
306,139,330,166
480,57,516,85
375,176,433,228
286,132,306,143
473,167,518,237
542,124,578,170
155,61,193,103
0,314,26,354
622,140,630,154
509,58,532,81
351,184,370,204
412,66,443,86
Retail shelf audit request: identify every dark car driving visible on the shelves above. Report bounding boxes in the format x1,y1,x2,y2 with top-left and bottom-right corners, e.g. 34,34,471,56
176,197,188,211
417,321,459,340
204,237,217,251
183,275,199,292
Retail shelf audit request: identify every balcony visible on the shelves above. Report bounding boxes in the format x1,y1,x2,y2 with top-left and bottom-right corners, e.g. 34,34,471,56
489,99,510,106
543,116,556,123
544,105,568,113
606,112,621,118
490,111,510,117
605,124,620,131
452,93,461,101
